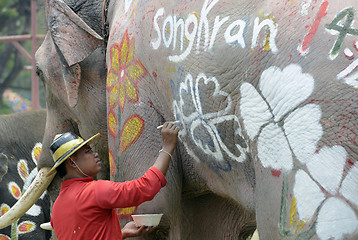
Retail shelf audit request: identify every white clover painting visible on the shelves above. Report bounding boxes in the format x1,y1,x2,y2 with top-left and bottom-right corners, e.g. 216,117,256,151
173,71,247,164
240,64,358,239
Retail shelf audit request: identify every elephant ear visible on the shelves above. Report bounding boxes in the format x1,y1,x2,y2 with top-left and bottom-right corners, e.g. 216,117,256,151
48,0,104,67
0,153,9,182
61,63,81,107
48,0,103,107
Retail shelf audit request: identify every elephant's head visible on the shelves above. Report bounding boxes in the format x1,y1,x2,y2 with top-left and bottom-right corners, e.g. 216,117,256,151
0,0,107,228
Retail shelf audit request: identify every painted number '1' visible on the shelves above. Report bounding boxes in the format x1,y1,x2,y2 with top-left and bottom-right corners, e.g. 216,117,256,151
326,8,358,59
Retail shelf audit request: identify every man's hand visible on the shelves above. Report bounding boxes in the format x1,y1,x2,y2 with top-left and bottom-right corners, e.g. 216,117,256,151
161,122,179,154
122,221,154,239
153,122,179,175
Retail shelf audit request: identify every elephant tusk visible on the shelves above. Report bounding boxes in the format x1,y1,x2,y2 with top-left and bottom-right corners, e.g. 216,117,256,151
40,222,53,230
0,167,56,229
250,229,260,240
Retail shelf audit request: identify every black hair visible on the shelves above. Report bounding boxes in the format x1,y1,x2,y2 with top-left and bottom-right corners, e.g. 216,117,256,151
56,161,67,178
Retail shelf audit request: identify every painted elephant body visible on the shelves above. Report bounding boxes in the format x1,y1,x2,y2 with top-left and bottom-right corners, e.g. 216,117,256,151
105,0,358,239
0,109,50,239
3,0,358,239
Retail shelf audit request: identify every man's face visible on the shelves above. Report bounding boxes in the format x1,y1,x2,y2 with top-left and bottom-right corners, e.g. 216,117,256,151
72,144,102,177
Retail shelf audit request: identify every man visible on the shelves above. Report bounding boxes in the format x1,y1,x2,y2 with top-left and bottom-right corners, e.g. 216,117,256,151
49,122,179,239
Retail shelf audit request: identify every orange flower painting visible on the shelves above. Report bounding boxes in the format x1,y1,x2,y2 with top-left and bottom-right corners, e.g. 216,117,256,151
106,30,147,114
106,30,147,180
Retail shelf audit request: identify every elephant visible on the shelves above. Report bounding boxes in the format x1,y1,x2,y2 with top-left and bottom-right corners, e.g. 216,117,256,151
0,1,110,238
2,0,358,239
0,109,50,240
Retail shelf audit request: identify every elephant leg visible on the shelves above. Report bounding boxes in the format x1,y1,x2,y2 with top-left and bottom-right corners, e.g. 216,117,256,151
182,193,256,239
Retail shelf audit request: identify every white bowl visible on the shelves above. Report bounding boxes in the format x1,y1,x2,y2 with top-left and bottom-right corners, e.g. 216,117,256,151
131,214,163,227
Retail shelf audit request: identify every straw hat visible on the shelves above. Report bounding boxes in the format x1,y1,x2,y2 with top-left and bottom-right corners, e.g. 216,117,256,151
48,132,100,175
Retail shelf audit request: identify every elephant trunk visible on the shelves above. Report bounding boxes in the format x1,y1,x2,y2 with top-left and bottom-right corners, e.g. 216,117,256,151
0,167,55,229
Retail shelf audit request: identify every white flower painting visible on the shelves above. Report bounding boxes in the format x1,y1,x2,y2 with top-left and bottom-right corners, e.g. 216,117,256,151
240,64,358,239
173,71,247,163
1,143,47,239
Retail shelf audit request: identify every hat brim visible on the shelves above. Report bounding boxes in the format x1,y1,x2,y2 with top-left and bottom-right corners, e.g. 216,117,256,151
48,133,100,175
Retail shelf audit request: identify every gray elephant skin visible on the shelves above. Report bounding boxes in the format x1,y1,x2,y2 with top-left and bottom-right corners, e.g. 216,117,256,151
0,109,50,239
2,0,358,239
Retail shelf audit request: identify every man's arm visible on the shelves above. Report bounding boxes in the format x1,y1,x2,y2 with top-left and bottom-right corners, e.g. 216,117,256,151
94,122,179,209
153,122,179,176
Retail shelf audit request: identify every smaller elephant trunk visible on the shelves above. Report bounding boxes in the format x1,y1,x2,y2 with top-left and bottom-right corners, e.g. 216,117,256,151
0,167,55,229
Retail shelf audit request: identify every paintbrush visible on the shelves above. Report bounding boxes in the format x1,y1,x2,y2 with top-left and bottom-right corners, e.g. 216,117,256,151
157,120,180,129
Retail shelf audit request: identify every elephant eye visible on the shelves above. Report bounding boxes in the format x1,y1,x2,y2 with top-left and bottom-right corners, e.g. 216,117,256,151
35,65,47,87
36,65,43,79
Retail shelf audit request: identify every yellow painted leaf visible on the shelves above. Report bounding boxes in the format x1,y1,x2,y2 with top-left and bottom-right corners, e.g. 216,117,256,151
290,197,306,233
0,234,11,240
107,71,118,88
110,45,120,72
126,41,134,64
109,85,119,107
119,115,144,152
1,204,9,216
32,143,42,163
18,221,35,233
109,150,116,178
8,182,21,200
121,36,129,66
18,160,28,179
108,112,118,137
127,63,144,80
125,76,137,101
119,206,136,215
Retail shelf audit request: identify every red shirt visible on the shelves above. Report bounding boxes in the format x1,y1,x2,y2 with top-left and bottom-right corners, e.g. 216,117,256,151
51,167,166,240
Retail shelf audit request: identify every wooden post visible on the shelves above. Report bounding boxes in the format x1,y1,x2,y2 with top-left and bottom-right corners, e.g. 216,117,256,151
31,0,40,109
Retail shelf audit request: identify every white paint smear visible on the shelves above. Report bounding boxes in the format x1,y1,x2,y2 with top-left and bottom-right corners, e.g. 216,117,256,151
151,8,164,50
169,13,198,62
125,0,133,13
317,197,358,240
284,104,322,165
224,19,246,48
300,0,313,16
340,162,358,209
258,122,293,171
293,170,325,221
252,17,278,53
195,0,219,53
240,82,272,140
26,204,42,217
342,71,358,88
344,48,354,58
259,64,315,122
337,59,358,80
307,146,347,195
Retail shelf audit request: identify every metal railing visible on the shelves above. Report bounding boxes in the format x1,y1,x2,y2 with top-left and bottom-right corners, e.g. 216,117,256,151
0,0,45,109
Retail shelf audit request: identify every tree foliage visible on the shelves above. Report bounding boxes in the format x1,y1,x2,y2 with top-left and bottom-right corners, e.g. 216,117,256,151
0,0,46,113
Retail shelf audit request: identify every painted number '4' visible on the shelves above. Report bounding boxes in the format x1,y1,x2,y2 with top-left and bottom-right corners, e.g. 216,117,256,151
326,7,358,59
